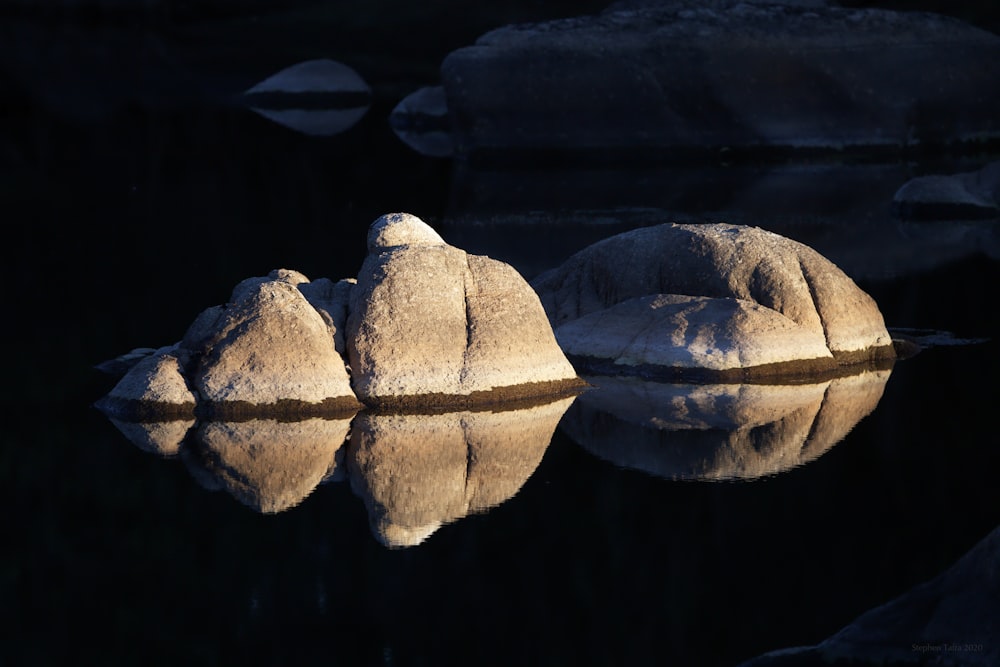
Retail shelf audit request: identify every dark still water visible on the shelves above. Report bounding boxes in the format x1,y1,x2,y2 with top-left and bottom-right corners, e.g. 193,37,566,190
5,12,1000,667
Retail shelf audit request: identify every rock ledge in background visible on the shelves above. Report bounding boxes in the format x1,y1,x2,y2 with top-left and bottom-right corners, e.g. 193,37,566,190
439,0,1000,160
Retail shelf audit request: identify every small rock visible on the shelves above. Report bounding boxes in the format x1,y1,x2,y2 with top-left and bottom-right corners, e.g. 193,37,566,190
94,347,197,420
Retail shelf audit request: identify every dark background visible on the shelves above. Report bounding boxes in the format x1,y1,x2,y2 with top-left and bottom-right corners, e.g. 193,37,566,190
3,2,999,666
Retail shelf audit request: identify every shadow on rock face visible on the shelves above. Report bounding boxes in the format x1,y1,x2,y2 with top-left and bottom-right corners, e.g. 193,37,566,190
560,368,892,481
346,396,576,548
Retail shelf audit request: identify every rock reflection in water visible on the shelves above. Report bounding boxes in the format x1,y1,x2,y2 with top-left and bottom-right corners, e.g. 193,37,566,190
106,417,195,458
186,418,354,514
101,396,575,545
560,369,892,481
348,397,575,548
107,415,354,513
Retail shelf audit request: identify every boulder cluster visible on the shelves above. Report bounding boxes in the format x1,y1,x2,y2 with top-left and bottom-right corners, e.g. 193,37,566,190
97,214,898,421
97,213,584,420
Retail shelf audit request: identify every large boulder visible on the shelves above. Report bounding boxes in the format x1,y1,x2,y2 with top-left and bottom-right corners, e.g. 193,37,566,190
439,0,1000,159
347,212,584,408
531,222,896,380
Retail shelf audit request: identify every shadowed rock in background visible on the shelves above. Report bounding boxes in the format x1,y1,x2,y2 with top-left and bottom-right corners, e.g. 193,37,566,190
892,160,1000,221
436,0,1000,161
389,85,454,157
242,59,372,137
739,523,1000,666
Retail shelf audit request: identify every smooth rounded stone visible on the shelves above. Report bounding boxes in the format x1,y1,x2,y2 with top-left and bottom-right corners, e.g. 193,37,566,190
366,211,447,251
192,270,360,415
440,0,1000,157
893,160,1000,221
347,396,574,548
94,347,197,420
189,417,353,514
555,293,835,377
348,213,583,407
531,222,895,376
559,369,891,481
739,524,1000,667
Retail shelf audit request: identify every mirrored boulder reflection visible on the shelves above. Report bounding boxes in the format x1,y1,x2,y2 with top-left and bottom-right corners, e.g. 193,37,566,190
560,369,893,482
102,396,575,547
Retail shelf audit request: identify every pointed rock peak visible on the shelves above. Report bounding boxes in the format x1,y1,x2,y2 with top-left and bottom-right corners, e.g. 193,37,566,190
367,212,446,253
268,268,311,285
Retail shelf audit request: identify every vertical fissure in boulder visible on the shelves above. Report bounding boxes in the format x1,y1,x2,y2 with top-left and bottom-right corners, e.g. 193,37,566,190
460,254,476,388
798,256,832,357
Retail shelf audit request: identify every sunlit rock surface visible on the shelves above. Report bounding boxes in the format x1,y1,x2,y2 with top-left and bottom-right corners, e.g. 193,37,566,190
554,294,836,377
440,0,1000,158
740,524,1000,666
893,160,1000,221
347,396,574,548
188,417,354,514
96,269,361,421
560,369,891,480
347,212,584,408
95,347,197,420
185,269,360,416
531,222,895,380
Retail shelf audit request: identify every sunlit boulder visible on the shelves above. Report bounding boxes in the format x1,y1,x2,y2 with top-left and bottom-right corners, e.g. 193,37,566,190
95,347,198,420
531,222,896,380
347,396,574,547
184,269,361,417
347,212,585,408
439,0,1000,158
560,369,891,480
